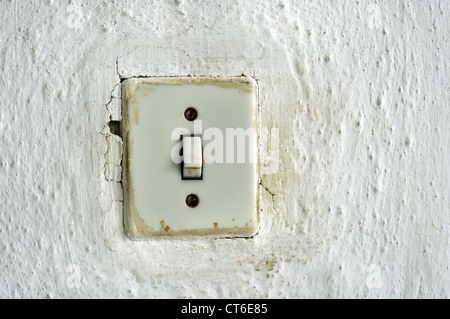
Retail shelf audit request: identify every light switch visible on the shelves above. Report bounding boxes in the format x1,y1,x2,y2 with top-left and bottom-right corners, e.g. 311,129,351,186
182,135,203,180
122,77,258,238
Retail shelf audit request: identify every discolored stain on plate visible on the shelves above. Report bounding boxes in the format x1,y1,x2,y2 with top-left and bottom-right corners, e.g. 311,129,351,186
122,76,259,239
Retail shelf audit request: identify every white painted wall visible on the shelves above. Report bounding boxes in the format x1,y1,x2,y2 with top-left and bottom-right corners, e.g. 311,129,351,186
0,0,448,298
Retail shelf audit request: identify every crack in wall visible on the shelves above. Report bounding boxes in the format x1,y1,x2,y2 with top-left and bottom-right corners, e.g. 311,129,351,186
260,181,275,212
99,64,126,249
175,47,193,73
99,59,125,216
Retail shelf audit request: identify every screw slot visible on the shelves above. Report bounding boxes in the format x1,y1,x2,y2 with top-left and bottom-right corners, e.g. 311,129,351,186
185,194,199,208
184,107,198,121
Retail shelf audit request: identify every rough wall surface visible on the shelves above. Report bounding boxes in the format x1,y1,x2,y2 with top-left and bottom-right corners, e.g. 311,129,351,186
0,0,448,298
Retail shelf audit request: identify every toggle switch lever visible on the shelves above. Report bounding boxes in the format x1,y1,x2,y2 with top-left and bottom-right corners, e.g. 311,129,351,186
181,135,202,180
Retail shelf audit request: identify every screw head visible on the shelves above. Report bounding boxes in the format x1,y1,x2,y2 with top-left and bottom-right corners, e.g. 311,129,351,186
185,194,199,208
184,107,198,121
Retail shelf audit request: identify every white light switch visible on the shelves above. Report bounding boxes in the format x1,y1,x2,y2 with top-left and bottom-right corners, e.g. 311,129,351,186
122,77,258,239
182,135,202,179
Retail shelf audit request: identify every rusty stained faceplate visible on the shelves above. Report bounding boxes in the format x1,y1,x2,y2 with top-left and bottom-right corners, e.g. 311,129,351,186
122,77,259,239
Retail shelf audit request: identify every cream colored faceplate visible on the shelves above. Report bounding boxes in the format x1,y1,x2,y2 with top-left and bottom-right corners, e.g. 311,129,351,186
122,77,259,239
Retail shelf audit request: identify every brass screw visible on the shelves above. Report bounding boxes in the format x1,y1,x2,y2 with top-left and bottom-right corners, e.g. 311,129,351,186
184,107,198,121
185,194,199,208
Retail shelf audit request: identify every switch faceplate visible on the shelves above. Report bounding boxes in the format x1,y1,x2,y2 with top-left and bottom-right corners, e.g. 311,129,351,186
122,77,258,239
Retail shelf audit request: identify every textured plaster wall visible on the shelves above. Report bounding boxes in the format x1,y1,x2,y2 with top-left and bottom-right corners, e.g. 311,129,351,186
0,0,449,298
